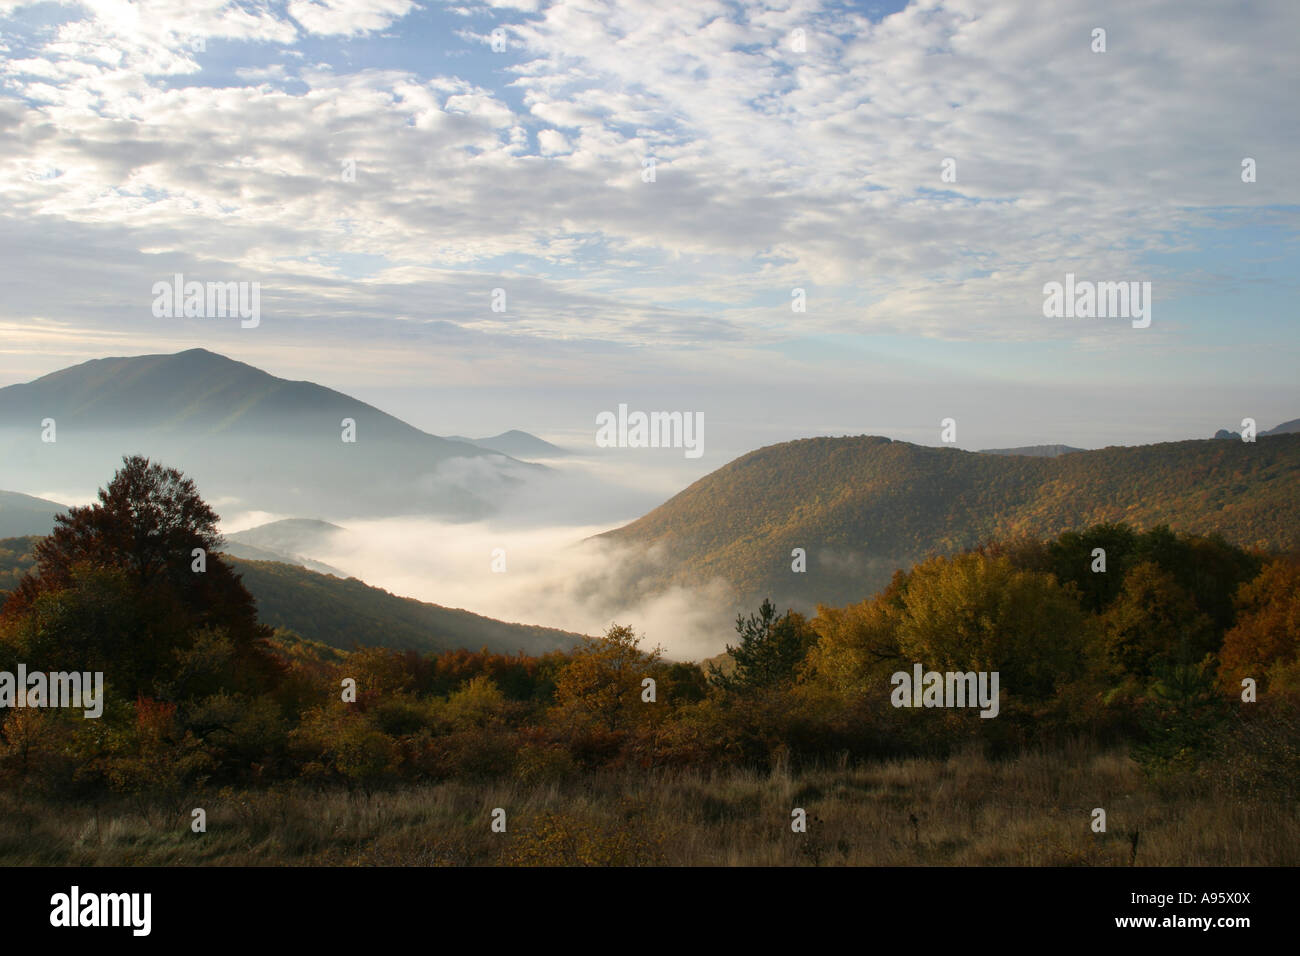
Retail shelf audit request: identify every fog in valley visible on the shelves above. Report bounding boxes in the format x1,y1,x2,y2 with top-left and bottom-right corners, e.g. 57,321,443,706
218,451,738,661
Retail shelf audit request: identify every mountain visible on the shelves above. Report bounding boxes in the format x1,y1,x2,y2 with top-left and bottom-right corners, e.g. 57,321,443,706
222,558,584,655
977,444,1084,457
599,432,1300,613
218,540,346,578
0,491,68,538
225,518,344,556
444,430,571,458
0,349,540,519
223,518,346,576
1264,418,1300,436
0,537,583,656
1213,418,1299,440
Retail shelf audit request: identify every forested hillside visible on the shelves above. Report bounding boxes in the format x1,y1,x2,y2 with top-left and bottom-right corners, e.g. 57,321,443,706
0,536,581,656
230,558,583,655
602,433,1300,609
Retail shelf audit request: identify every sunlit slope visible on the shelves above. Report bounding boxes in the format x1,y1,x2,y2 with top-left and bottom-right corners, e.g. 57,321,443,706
601,433,1300,610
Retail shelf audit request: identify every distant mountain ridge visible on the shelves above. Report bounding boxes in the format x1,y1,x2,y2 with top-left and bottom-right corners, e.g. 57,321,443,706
0,490,68,538
0,350,478,441
1215,418,1300,440
0,349,541,519
223,518,346,577
977,444,1084,457
219,540,346,578
445,430,571,458
226,518,344,555
600,432,1300,613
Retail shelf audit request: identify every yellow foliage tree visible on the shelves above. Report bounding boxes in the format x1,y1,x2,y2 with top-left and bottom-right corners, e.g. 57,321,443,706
894,553,1091,700
1219,559,1300,694
552,624,662,732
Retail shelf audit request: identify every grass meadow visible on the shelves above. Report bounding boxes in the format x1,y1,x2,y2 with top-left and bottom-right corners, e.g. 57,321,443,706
3,741,1293,867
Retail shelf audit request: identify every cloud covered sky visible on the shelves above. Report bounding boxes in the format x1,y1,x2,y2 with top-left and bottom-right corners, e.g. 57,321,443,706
1,0,1296,452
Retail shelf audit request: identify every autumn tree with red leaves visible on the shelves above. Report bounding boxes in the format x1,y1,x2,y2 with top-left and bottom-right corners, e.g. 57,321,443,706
0,455,282,698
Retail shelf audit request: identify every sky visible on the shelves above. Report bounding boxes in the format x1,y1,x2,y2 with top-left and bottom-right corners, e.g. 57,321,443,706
1,0,1297,460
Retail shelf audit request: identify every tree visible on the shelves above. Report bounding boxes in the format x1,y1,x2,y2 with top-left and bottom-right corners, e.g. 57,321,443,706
805,596,901,697
710,599,813,692
442,675,511,730
0,455,282,697
18,564,149,687
16,455,222,596
553,623,662,732
893,553,1091,700
1218,559,1300,694
1133,654,1224,776
1046,523,1138,612
1101,561,1215,681
1128,526,1260,634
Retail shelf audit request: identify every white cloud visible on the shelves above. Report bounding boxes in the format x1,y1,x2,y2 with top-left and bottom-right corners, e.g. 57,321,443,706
287,0,419,36
536,128,569,154
235,63,291,81
0,0,1295,369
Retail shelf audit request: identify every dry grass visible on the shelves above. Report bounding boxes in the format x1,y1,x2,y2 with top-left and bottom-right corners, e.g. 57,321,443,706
1,743,1294,866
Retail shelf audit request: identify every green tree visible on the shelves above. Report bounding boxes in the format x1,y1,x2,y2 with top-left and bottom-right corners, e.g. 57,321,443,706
1133,655,1225,776
1046,523,1138,612
1101,561,1215,681
710,599,814,692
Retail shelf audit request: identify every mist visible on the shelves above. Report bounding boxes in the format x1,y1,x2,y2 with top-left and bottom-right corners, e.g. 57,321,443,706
220,453,738,661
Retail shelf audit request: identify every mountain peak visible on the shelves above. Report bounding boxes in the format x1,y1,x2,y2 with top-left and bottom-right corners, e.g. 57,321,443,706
0,349,538,520
444,429,571,458
172,347,237,362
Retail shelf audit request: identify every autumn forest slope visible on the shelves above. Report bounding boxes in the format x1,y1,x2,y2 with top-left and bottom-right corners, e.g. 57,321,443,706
600,432,1300,610
0,538,582,657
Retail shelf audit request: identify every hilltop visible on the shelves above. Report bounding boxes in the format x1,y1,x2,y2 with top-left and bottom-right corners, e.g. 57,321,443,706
600,431,1300,610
